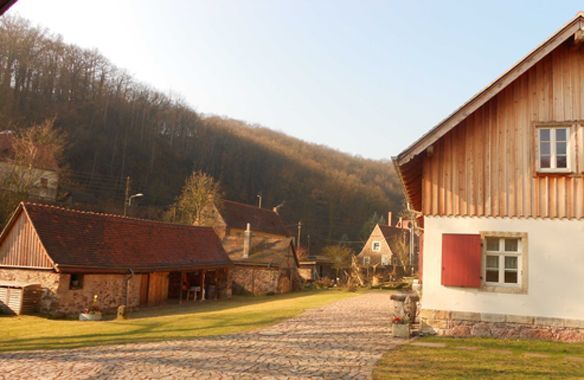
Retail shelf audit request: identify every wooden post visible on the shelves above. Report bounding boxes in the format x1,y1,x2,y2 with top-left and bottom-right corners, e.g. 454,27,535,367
200,270,206,301
179,271,185,304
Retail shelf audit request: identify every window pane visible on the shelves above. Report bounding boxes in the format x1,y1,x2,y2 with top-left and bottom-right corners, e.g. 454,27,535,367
539,129,550,141
540,141,550,155
540,155,551,168
555,128,567,141
504,239,518,252
486,270,499,282
556,142,566,155
486,237,499,251
505,256,518,269
557,155,567,168
504,271,518,284
486,255,499,269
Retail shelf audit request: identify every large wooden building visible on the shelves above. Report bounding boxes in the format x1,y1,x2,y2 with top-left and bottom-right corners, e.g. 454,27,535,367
394,14,584,341
0,203,232,316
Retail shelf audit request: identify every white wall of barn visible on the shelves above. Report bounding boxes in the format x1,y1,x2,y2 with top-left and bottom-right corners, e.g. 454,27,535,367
422,216,584,321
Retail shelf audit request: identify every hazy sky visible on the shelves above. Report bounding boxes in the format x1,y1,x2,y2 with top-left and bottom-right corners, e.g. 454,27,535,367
8,1,584,159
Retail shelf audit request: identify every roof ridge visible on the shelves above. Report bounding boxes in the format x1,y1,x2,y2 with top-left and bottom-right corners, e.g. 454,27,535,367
224,199,278,214
21,202,216,231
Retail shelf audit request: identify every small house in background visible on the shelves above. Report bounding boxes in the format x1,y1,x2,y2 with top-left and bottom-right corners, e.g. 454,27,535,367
298,255,335,282
202,200,300,295
357,212,416,280
0,131,59,201
0,203,232,317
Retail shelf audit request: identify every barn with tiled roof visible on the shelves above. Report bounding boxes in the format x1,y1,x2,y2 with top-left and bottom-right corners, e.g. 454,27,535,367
0,203,232,316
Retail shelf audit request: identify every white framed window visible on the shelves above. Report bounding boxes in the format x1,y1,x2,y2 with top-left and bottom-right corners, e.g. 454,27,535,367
481,233,527,292
362,256,371,266
537,126,572,172
372,241,381,252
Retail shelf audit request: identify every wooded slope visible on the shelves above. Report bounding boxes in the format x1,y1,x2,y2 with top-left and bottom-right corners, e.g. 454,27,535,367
0,16,403,249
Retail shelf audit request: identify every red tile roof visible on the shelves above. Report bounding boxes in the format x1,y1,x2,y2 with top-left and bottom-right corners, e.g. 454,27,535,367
19,203,232,273
221,200,290,237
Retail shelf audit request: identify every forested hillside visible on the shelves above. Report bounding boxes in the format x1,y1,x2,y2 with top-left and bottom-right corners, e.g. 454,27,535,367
0,16,403,250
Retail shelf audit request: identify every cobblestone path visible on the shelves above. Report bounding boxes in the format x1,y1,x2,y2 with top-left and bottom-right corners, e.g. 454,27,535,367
0,292,397,379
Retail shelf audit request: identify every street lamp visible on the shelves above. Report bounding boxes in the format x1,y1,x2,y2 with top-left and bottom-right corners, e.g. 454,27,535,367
124,193,143,216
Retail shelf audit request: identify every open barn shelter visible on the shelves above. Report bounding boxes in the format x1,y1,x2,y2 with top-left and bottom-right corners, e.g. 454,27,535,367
0,202,232,317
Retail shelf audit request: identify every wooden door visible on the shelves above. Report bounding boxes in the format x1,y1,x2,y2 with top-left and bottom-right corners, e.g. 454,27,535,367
147,272,169,305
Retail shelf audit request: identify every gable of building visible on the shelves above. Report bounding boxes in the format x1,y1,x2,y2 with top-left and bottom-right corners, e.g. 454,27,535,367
0,206,54,270
395,13,584,219
358,224,398,265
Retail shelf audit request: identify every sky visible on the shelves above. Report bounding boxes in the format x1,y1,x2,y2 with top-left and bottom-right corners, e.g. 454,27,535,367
8,1,584,160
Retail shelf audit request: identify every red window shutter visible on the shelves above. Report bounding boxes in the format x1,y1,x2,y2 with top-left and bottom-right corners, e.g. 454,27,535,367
441,233,481,288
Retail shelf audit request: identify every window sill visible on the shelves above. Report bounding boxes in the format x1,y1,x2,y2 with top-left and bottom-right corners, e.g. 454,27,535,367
480,284,527,294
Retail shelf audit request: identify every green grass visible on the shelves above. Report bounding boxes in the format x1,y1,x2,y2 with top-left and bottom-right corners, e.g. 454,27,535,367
374,336,584,379
0,289,357,352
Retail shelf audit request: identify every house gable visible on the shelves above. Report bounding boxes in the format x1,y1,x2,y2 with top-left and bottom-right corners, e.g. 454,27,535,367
396,14,584,219
0,206,54,269
358,225,394,265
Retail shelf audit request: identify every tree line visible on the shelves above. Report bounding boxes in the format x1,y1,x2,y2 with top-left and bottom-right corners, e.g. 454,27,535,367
0,16,404,251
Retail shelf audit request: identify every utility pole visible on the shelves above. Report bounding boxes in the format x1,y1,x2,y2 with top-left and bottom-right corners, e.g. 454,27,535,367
296,221,302,250
123,176,130,216
257,194,262,208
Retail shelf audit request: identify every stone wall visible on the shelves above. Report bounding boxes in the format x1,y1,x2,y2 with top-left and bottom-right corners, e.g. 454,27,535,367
420,309,584,342
232,265,292,295
56,273,142,316
0,268,143,317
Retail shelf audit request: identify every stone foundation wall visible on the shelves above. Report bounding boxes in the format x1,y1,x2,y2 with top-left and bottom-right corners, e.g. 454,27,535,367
56,273,142,317
232,266,292,295
420,309,584,342
0,268,143,317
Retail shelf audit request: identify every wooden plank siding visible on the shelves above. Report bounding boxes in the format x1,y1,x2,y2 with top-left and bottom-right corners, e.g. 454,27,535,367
0,211,53,269
147,272,169,305
422,39,584,219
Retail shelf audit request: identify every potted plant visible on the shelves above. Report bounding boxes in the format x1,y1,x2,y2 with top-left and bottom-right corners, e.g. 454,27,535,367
391,315,410,338
79,295,102,321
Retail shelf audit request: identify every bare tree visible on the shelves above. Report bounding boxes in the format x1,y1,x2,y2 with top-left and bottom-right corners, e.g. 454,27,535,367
0,118,64,223
322,245,354,280
389,231,410,273
169,171,223,225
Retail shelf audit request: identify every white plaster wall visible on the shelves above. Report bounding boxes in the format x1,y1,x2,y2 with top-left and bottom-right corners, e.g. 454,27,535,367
423,216,584,320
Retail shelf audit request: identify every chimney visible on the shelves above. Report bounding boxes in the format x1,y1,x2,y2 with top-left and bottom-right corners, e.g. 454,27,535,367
387,212,392,227
243,223,251,258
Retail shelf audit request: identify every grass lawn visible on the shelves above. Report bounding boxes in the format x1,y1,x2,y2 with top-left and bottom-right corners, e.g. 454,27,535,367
0,289,357,352
374,336,584,379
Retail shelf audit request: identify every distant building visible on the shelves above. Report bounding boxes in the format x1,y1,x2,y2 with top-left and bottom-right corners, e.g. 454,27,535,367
0,203,232,316
357,212,414,278
201,200,300,295
0,131,59,201
298,255,335,282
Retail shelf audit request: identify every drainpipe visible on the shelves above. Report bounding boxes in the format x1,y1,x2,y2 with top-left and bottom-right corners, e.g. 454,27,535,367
126,268,134,306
